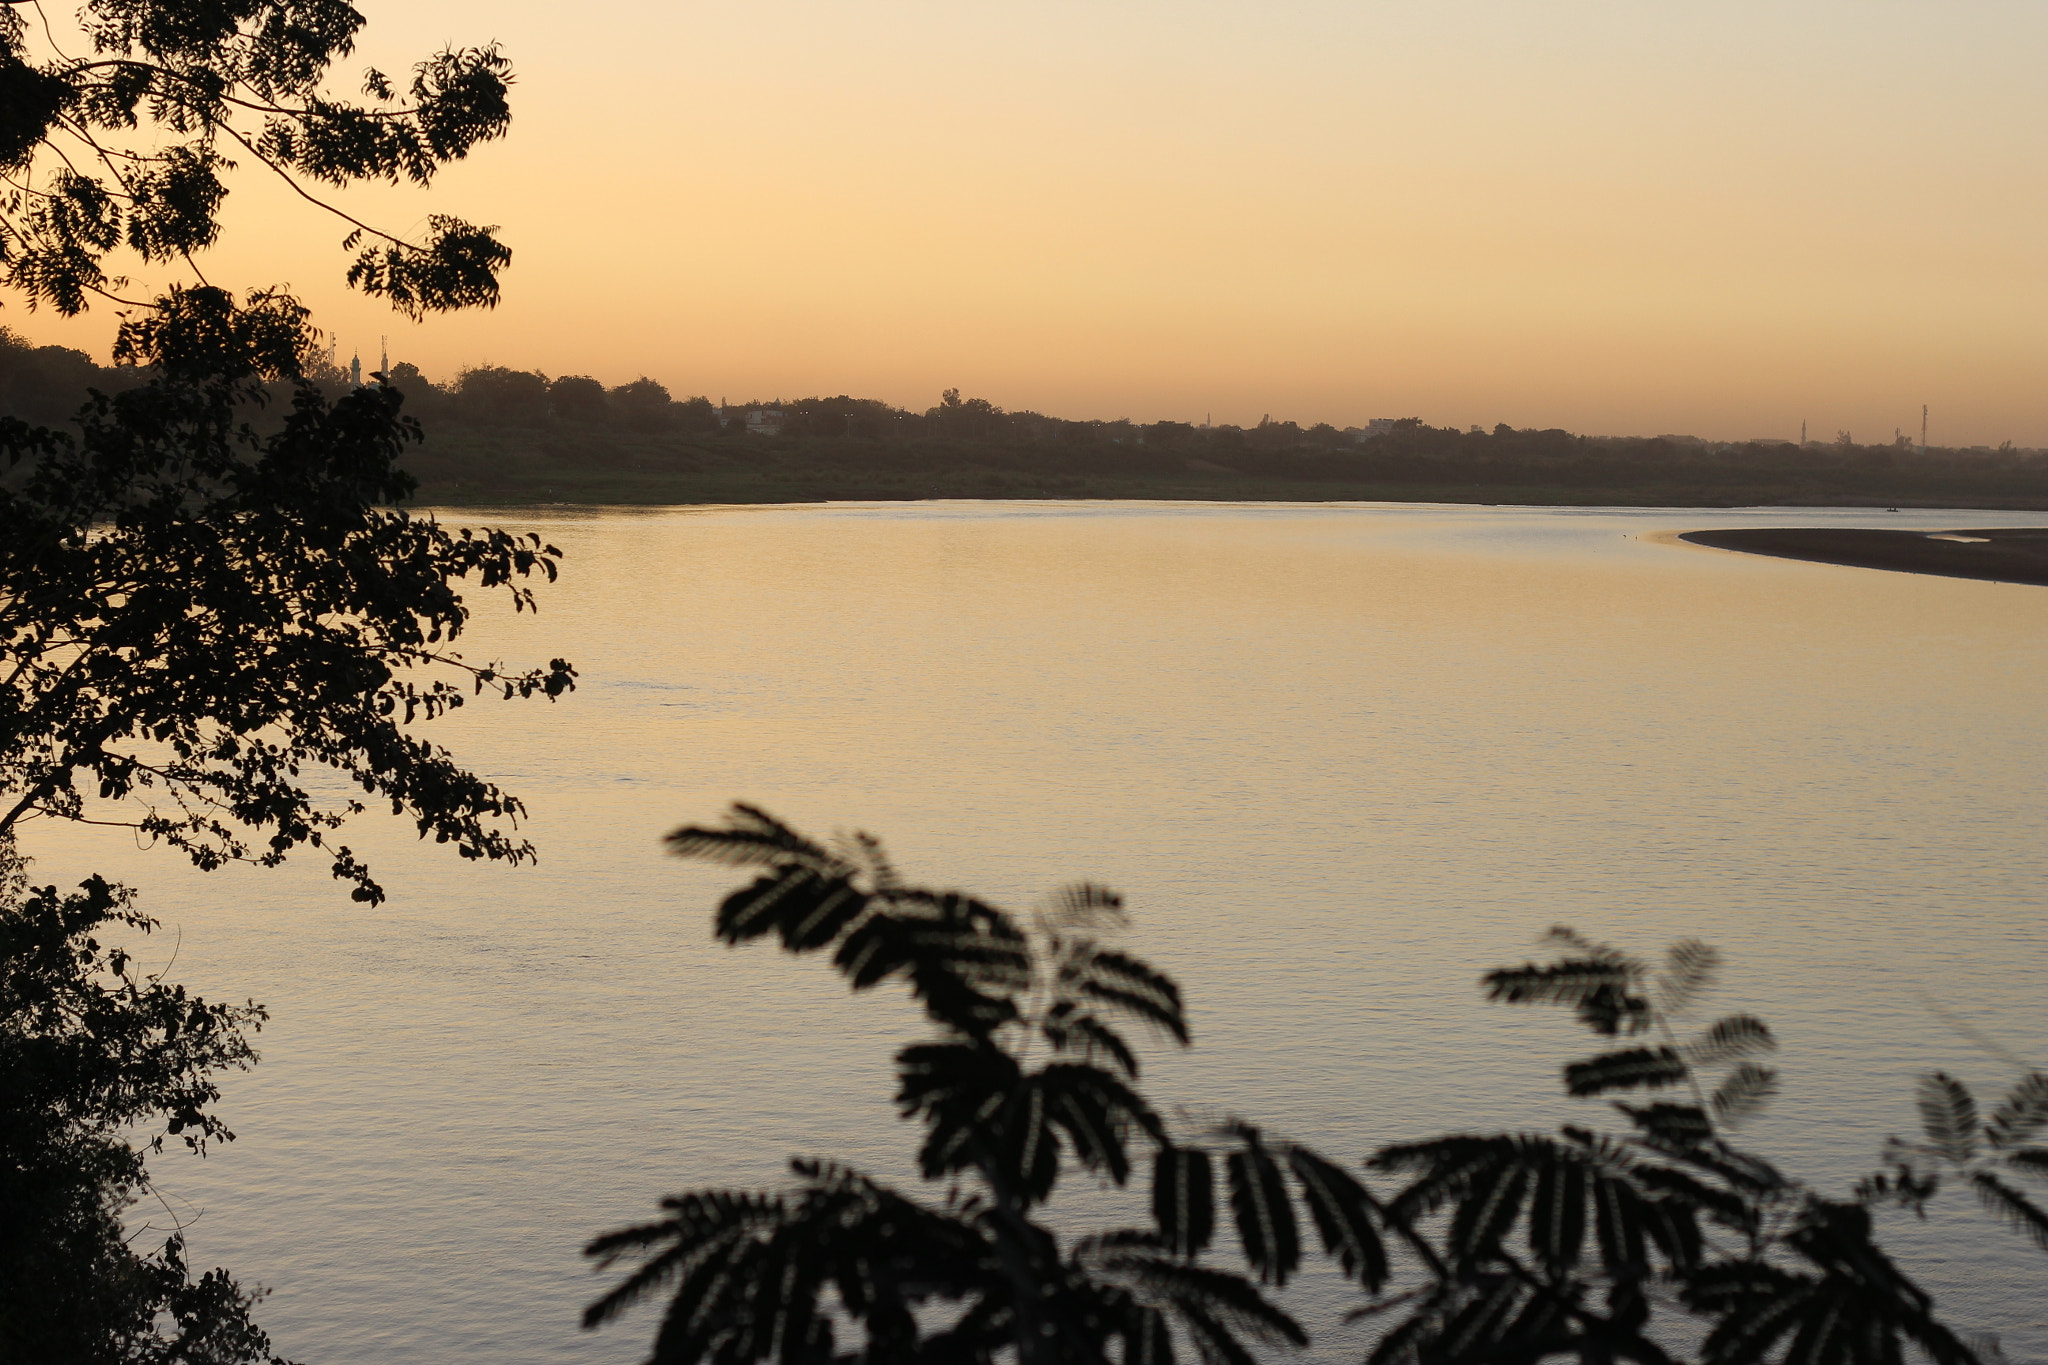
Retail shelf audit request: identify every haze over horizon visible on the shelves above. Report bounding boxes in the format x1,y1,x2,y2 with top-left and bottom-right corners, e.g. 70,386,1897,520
8,0,2043,447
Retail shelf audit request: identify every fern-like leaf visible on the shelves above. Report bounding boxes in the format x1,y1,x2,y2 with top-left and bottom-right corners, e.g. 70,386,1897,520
1050,1010,1139,1078
1287,1144,1390,1290
1986,1072,2048,1150
835,829,901,891
715,866,866,951
897,1040,1022,1179
1524,1149,1588,1272
1590,1173,1648,1275
1487,931,1657,1035
1083,1243,1306,1350
1377,1136,1511,1222
1918,1073,1979,1164
1447,1158,1530,1267
1618,1101,1714,1148
1226,1130,1299,1286
1153,1146,1216,1257
1655,939,1720,1014
665,804,840,872
834,892,1029,1036
1684,1015,1775,1068
1040,1061,1160,1186
1043,881,1127,931
1076,949,1189,1044
1564,1047,1688,1097
2005,1148,2048,1185
1711,1064,1779,1128
1973,1171,2048,1253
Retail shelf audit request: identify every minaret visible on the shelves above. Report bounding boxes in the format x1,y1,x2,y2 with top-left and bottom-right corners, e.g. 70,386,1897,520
379,336,388,385
350,351,362,389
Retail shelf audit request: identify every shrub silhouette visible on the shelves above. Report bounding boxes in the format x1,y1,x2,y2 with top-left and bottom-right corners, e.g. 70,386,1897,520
588,808,2044,1365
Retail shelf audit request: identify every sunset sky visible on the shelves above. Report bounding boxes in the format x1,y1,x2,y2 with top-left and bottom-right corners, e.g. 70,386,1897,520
11,0,2045,444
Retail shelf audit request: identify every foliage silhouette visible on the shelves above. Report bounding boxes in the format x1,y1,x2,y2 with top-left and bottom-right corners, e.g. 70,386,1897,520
1358,927,1990,1365
0,294,575,903
0,0,512,318
587,805,1394,1365
1858,1068,2048,1255
0,837,292,1363
592,817,2036,1365
0,7,557,1356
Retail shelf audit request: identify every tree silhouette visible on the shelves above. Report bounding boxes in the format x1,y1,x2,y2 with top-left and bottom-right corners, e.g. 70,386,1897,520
591,814,2040,1365
1,7,564,1356
0,0,512,318
0,289,575,904
0,838,292,1363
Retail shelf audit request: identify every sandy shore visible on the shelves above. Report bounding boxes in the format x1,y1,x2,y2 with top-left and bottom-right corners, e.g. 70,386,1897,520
1678,527,2048,586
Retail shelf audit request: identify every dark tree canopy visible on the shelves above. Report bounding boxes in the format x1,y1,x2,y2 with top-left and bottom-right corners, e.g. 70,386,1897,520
0,290,575,903
0,0,512,317
0,841,292,1364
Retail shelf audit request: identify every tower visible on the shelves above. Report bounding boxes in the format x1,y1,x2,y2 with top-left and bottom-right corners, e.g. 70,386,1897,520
349,351,361,389
1921,404,1928,451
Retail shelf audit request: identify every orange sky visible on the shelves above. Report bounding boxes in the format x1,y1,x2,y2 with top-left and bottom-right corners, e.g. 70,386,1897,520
10,0,2045,444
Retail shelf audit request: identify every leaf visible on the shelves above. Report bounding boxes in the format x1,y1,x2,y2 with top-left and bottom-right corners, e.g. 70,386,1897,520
1040,1061,1159,1186
1917,1073,1979,1164
1590,1173,1647,1275
1618,1101,1715,1148
1973,1171,2048,1253
1076,949,1189,1044
1684,1014,1776,1068
1485,959,1631,1004
1446,1158,1529,1266
896,1040,1022,1179
1048,1009,1140,1078
1686,1260,1817,1365
1488,933,1652,1036
1710,1064,1780,1128
1655,939,1720,1014
713,865,866,951
1986,1072,2048,1150
1153,1146,1215,1257
1226,1131,1299,1286
834,829,901,891
833,892,1029,1036
1287,1144,1390,1289
1086,1248,1307,1351
1564,1046,1688,1097
1515,1150,1583,1276
1043,881,1127,931
665,804,841,873
1377,1135,1512,1221
1636,1191,1703,1273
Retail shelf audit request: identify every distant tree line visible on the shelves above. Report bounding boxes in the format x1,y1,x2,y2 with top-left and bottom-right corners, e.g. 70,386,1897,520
5,331,2042,500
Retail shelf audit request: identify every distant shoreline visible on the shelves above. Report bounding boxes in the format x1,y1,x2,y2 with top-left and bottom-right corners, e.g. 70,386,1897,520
1677,527,2048,586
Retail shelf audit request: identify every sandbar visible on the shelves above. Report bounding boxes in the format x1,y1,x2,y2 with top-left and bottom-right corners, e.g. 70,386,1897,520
1678,527,2048,586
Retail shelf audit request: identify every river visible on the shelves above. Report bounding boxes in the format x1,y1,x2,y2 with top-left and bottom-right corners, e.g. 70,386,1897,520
23,501,2047,1362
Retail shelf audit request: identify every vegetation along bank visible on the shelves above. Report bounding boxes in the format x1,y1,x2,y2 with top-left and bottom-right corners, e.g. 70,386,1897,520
6,334,2045,510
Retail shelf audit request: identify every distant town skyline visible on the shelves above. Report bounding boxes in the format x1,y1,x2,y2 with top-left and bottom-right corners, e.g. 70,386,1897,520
8,0,2043,447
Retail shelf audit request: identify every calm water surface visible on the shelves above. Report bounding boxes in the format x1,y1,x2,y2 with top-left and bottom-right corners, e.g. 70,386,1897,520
24,502,2047,1362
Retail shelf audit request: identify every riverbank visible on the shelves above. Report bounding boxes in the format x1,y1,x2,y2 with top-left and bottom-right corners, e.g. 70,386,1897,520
1679,527,2048,585
401,427,2048,511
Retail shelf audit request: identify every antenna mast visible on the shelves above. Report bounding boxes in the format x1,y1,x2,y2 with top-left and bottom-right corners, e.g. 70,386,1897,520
1920,404,1928,451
